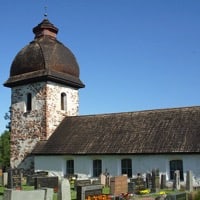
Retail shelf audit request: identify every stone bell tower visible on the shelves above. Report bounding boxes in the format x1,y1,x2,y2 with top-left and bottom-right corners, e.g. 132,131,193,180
4,19,85,169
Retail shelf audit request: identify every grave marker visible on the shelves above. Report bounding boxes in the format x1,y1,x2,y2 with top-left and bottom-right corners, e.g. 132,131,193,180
151,168,160,193
110,175,128,195
130,175,146,194
76,184,103,200
57,178,71,200
160,174,166,189
7,168,22,189
146,173,152,190
173,170,180,191
34,176,59,192
166,192,187,200
186,170,193,192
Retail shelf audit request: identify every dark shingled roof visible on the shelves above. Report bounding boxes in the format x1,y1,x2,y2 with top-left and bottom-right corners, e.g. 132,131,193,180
4,19,84,89
32,106,200,155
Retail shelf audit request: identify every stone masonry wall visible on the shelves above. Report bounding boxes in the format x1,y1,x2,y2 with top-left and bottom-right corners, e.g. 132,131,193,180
10,81,79,169
45,81,79,139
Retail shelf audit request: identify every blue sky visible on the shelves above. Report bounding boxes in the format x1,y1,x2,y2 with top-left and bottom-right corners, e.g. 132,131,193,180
1,0,200,133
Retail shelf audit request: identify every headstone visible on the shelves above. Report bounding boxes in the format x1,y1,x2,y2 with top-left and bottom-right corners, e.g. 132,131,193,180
76,184,103,200
26,171,48,186
3,188,53,200
186,170,193,192
75,179,91,187
34,176,59,192
110,175,128,195
3,172,8,186
166,192,187,200
151,168,160,193
0,169,3,186
160,174,166,189
146,173,152,190
130,176,145,194
7,168,22,189
57,178,71,200
104,169,110,186
173,170,180,191
128,182,135,193
100,174,106,185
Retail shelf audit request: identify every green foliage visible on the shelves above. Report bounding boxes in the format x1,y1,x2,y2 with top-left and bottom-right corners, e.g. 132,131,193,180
194,190,200,200
4,108,11,132
0,130,10,170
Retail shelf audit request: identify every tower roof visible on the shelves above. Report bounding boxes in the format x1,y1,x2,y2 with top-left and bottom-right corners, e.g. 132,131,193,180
4,19,85,88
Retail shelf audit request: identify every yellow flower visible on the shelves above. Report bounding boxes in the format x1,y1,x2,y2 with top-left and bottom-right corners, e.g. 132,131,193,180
139,189,150,194
159,191,166,195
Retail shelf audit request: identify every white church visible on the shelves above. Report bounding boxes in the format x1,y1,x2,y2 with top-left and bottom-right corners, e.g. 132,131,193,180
4,18,200,183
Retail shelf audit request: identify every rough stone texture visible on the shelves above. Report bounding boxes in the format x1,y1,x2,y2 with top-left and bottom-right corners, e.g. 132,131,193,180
10,81,79,168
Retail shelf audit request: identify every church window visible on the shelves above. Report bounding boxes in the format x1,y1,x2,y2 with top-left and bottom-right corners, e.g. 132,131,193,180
66,160,74,175
121,158,132,178
169,160,184,181
61,93,67,111
93,159,102,177
26,93,32,112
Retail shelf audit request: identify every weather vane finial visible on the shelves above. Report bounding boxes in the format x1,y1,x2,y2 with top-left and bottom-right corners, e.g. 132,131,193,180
44,0,48,18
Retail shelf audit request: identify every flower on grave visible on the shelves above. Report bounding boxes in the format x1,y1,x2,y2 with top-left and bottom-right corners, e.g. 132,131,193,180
139,189,150,195
159,191,167,198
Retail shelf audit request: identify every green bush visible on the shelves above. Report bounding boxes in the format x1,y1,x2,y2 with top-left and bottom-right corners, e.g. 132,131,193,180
194,190,200,200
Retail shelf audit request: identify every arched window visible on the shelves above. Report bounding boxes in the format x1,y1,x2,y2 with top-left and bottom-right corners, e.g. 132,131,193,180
121,158,132,178
169,160,184,181
66,160,74,175
93,159,102,177
61,92,67,111
26,93,32,112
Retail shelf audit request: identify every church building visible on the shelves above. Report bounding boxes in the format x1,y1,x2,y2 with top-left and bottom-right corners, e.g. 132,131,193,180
4,18,200,183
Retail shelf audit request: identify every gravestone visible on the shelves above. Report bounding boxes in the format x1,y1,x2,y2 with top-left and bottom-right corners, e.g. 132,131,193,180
128,182,135,193
166,192,187,200
76,184,103,200
146,173,152,190
110,175,128,195
173,170,180,191
100,174,106,185
160,174,166,189
75,179,91,188
186,170,193,192
3,188,53,200
151,169,160,193
7,168,22,189
0,169,3,186
27,171,48,186
57,178,71,200
34,176,59,192
3,172,8,186
130,174,145,194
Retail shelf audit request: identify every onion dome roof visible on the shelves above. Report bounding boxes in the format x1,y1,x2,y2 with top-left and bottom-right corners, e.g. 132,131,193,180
4,19,85,88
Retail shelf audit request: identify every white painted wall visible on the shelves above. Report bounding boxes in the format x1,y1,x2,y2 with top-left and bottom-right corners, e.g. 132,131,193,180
34,154,200,180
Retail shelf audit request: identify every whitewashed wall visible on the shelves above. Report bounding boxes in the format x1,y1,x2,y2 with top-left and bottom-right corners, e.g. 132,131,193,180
34,154,200,180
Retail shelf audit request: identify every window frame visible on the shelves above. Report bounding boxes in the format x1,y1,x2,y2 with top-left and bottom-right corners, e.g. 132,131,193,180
169,160,184,181
66,160,74,175
61,92,67,111
121,158,132,178
93,159,102,177
26,93,32,112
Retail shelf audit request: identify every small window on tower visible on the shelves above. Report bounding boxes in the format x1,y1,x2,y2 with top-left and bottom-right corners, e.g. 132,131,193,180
61,92,67,111
26,93,32,112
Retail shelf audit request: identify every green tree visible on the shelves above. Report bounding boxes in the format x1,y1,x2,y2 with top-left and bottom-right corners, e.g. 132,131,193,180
4,107,11,132
0,130,10,170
